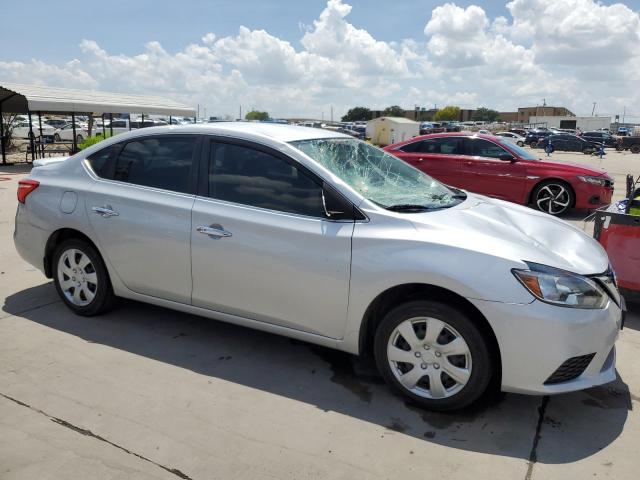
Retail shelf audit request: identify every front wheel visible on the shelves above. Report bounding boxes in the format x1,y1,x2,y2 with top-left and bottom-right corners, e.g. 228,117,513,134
631,144,640,154
530,141,538,148
54,133,61,142
53,239,115,316
532,180,574,215
374,300,492,411
76,134,84,143
517,141,524,147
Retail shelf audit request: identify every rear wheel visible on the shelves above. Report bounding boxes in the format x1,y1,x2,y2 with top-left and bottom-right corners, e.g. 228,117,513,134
374,300,492,411
530,141,538,148
631,144,640,154
517,141,524,147
532,180,574,215
76,134,84,143
54,133,61,142
53,239,115,316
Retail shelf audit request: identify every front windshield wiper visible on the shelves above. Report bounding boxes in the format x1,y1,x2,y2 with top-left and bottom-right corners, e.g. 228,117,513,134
386,204,433,212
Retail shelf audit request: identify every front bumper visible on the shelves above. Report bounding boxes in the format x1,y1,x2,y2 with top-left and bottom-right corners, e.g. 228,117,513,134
574,181,614,209
469,297,621,395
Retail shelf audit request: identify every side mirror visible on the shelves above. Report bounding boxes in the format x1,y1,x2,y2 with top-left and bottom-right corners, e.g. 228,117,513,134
322,183,364,221
498,153,516,162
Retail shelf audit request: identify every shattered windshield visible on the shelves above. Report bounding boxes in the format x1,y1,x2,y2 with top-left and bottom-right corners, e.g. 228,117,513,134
290,138,466,211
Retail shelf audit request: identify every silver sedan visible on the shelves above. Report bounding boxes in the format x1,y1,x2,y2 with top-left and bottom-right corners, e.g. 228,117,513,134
14,123,622,411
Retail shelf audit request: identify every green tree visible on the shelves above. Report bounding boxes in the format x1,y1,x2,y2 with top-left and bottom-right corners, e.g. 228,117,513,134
472,107,501,122
382,105,405,117
245,110,269,121
341,107,372,122
434,106,460,121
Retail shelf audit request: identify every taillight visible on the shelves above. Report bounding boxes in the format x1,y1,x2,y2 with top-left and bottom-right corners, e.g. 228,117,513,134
17,179,40,204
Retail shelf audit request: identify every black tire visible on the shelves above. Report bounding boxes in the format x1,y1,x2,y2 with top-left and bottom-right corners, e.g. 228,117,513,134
531,180,574,215
54,133,61,142
76,134,84,143
374,300,493,411
517,141,524,147
582,147,592,155
530,141,538,148
52,239,115,316
631,144,640,154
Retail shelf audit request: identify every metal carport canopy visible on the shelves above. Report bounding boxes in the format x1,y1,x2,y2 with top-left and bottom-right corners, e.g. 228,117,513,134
0,82,196,116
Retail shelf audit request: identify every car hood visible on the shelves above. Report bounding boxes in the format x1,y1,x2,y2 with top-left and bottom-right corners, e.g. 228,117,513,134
409,193,609,275
526,158,609,177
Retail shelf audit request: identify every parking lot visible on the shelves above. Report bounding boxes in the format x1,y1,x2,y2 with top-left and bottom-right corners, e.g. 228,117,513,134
1,149,639,480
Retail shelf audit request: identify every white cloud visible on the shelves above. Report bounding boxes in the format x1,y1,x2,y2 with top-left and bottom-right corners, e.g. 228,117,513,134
0,0,639,119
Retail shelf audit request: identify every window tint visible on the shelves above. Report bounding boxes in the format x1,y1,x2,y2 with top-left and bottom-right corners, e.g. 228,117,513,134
86,144,120,178
113,136,195,193
208,142,324,217
469,139,508,158
399,138,461,154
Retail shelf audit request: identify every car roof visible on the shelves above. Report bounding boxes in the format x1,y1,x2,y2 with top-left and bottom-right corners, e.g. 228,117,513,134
386,131,507,146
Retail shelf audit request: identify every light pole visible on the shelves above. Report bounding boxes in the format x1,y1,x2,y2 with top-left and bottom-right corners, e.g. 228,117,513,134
592,102,597,116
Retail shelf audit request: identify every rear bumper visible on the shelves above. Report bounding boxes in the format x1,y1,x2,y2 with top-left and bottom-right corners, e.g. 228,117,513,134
469,297,621,395
13,204,49,275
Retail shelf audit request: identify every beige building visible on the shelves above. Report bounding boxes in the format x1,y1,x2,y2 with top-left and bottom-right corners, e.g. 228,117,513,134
517,106,574,124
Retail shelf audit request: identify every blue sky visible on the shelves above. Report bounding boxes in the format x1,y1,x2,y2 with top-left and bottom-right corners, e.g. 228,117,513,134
5,0,511,62
2,0,639,119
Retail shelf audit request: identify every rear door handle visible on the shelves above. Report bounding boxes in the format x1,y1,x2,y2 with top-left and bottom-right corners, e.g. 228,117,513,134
196,224,232,238
92,205,119,217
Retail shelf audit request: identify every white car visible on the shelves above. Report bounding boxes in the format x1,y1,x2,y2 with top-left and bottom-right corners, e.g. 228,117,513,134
495,131,526,146
54,123,90,143
11,121,55,139
14,124,622,411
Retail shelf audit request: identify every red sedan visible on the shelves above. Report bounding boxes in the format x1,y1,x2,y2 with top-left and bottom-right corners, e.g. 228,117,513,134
384,133,614,215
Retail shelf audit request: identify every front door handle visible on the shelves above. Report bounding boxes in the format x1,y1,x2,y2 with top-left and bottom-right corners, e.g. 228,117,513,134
92,205,119,217
196,224,232,238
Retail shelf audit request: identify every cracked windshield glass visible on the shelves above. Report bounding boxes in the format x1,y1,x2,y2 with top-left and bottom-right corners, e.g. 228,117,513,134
291,138,466,211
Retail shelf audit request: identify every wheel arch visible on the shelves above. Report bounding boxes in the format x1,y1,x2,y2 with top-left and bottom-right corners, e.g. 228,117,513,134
44,228,101,278
358,283,501,380
527,177,576,207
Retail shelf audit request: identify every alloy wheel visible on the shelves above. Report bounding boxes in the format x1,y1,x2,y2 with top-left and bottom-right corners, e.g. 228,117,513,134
57,248,98,306
387,317,472,399
535,184,571,215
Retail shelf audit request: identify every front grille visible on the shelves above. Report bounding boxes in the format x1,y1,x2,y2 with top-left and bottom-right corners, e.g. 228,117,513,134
544,353,595,385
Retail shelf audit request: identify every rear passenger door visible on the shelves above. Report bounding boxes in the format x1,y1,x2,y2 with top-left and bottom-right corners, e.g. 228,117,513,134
85,135,200,303
391,137,464,187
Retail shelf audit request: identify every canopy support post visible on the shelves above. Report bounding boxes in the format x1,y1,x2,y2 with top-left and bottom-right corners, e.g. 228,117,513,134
102,113,106,137
38,112,44,158
0,103,5,165
28,112,35,162
169,115,172,125
72,112,77,154
109,113,113,137
141,113,144,128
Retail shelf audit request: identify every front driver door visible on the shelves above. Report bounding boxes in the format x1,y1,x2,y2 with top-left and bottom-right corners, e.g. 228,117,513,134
190,138,354,339
460,138,527,203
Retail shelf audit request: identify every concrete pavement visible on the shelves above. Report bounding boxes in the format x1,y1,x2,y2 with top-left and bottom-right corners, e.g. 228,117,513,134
1,155,639,480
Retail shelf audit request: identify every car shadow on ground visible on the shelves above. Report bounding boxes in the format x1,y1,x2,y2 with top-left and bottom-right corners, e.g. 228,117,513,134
3,283,634,464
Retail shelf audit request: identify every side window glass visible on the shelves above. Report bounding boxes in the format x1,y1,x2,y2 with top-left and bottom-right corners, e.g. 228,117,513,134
429,138,461,154
86,144,119,178
113,136,195,193
471,139,508,158
208,142,324,217
398,141,422,153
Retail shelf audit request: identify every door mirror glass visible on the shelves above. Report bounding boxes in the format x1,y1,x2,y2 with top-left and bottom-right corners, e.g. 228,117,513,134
498,153,515,161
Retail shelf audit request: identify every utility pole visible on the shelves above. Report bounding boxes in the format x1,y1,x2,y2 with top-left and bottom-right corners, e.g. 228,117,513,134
330,105,333,123
592,102,597,116
197,104,200,120
623,106,626,124
239,105,242,120
204,107,207,120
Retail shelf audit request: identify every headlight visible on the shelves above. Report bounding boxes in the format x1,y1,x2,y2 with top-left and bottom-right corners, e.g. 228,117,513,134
512,262,608,309
577,175,609,186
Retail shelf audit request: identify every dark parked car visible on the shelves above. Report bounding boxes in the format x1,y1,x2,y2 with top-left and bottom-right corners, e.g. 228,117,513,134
525,130,552,147
509,128,527,137
537,134,600,154
581,131,617,147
